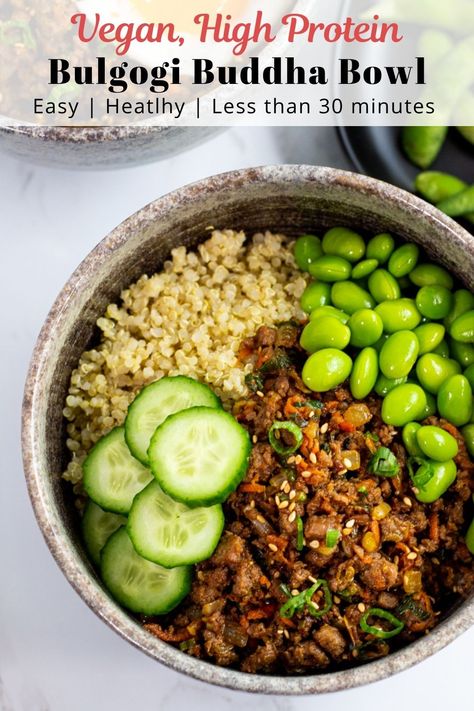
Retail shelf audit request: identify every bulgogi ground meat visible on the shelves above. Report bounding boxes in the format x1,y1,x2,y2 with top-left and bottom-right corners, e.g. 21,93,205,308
143,325,474,674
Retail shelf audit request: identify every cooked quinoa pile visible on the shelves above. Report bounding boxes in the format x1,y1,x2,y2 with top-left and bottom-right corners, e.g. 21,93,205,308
63,230,307,486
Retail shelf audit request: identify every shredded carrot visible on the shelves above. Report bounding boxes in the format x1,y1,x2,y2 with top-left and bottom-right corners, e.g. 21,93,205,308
284,395,304,417
240,482,266,493
279,616,296,628
259,575,271,588
370,519,381,547
429,512,439,542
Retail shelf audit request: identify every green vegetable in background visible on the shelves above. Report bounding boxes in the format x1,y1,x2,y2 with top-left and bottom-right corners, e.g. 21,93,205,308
401,126,448,169
437,185,474,218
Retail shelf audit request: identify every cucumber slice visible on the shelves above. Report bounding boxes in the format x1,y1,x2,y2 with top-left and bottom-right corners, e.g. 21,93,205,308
101,527,191,615
82,500,126,566
128,480,224,568
148,406,251,506
83,427,153,515
125,376,221,466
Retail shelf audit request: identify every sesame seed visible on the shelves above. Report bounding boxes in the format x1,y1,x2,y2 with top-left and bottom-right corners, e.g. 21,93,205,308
288,511,296,523
284,630,290,639
275,495,281,507
432,557,440,565
252,435,258,444
358,603,366,613
268,543,278,552
346,519,355,529
302,471,312,478
283,482,291,494
407,552,417,560
277,629,284,635
288,502,296,513
320,423,329,434
289,490,296,500
291,589,300,596
249,500,255,509
403,497,412,507
343,458,353,469
256,390,264,398
279,500,289,510
309,452,317,464
309,540,320,549
308,575,317,584
280,480,288,491
342,528,351,536
287,456,296,464
339,469,348,475
256,515,265,524
295,455,303,464
309,411,315,418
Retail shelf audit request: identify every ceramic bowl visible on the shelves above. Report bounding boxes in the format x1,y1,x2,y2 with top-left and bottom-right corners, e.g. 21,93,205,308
22,165,474,694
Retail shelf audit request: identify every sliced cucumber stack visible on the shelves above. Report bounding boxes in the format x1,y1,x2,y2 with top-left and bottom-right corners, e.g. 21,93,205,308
148,406,251,507
101,527,192,615
83,427,153,514
125,376,221,465
128,481,224,568
82,500,126,566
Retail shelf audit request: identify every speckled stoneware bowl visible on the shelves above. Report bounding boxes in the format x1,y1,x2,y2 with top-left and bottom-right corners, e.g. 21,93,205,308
0,124,219,170
22,166,474,694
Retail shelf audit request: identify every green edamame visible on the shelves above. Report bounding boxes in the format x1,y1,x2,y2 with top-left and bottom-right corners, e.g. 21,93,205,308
308,255,352,282
437,374,473,426
352,259,379,280
401,126,448,169
379,331,419,379
366,233,395,264
403,423,423,457
331,282,375,315
409,263,454,290
300,282,331,313
450,310,474,343
433,340,450,358
348,309,383,348
350,348,378,400
322,227,366,263
450,339,474,368
381,383,427,426
414,323,445,355
465,516,474,554
416,353,461,394
294,235,323,272
388,243,420,278
415,171,467,203
300,316,351,353
309,305,350,323
437,185,474,218
368,269,401,303
375,374,407,397
464,363,474,389
444,289,474,330
415,285,453,320
421,392,437,418
375,298,422,333
416,425,459,461
302,349,353,393
461,424,474,458
414,459,457,504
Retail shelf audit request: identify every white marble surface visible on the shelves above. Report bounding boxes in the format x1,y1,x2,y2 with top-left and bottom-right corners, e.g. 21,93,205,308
1,127,472,711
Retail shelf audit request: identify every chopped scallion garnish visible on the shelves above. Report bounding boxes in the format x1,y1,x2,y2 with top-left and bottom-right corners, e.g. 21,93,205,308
296,516,304,551
359,608,404,639
368,447,400,477
407,456,434,488
279,579,332,619
268,420,303,456
325,528,340,548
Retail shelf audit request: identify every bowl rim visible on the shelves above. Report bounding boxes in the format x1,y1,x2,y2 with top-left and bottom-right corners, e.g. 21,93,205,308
21,164,474,695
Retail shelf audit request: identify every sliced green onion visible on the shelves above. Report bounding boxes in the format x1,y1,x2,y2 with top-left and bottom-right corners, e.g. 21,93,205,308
368,447,400,477
296,516,304,551
325,528,340,548
407,456,434,488
245,373,264,393
259,348,293,374
179,638,196,651
269,421,303,456
360,608,404,639
396,596,430,621
279,580,332,619
358,485,368,496
279,583,291,598
306,579,333,619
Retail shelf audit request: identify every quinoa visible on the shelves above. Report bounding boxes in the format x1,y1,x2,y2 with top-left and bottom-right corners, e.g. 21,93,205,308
63,230,308,486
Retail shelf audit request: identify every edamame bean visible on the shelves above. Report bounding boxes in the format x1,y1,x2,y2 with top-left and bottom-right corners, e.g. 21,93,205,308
380,331,419,379
402,422,423,457
461,424,474,457
444,289,474,330
465,516,474,554
416,285,453,320
294,235,323,272
414,323,445,355
348,309,383,348
368,269,401,303
450,339,474,368
388,243,420,278
300,282,332,313
450,310,474,343
433,340,450,358
350,348,379,400
464,363,474,389
421,392,437,418
416,425,459,461
352,259,379,280
415,171,467,203
416,353,461,394
322,227,366,263
366,233,395,263
373,334,390,353
375,374,407,397
409,263,454,290
309,305,349,323
331,282,375,315
300,316,351,353
437,374,473,426
309,256,352,282
437,185,474,218
401,126,448,169
302,349,353,392
382,383,427,426
415,459,457,504
375,298,422,333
